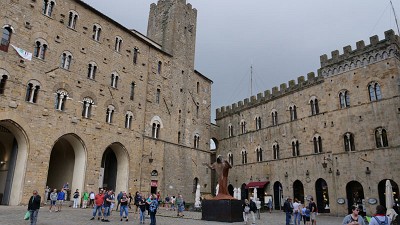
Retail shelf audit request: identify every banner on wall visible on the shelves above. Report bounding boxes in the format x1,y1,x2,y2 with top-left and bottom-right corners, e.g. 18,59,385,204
11,44,32,61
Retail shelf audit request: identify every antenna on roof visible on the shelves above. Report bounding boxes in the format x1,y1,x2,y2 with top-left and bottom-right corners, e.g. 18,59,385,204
250,65,253,97
390,0,400,35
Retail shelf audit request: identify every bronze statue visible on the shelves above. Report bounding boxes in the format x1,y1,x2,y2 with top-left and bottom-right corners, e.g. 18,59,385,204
203,156,235,200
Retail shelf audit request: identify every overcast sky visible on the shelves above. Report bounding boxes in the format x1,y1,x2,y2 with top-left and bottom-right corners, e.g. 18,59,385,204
83,0,399,122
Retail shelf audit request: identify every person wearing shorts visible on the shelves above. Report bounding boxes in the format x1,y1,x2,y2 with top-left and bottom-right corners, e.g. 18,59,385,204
56,188,65,212
49,189,58,212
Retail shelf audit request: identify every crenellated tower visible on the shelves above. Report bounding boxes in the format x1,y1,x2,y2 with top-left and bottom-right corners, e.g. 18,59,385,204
147,0,197,68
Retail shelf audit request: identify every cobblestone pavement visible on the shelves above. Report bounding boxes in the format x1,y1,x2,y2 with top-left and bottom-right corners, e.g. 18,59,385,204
0,205,343,225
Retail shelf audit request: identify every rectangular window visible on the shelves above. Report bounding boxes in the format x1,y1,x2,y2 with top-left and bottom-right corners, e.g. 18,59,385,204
133,48,138,64
156,89,160,104
130,82,135,100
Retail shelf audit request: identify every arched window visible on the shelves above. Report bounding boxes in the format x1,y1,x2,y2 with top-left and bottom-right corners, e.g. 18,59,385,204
273,142,279,160
240,120,246,134
194,134,200,149
25,80,41,103
256,146,263,162
228,124,233,137
125,111,134,129
67,11,78,29
60,51,72,70
33,39,48,60
369,82,382,101
228,152,233,166
111,72,119,88
241,149,247,164
55,89,68,111
289,105,297,121
375,128,388,148
292,140,300,156
0,26,12,52
310,97,319,115
82,97,94,119
339,90,350,108
87,62,97,80
92,24,102,41
313,135,323,153
152,122,161,139
115,36,122,52
42,0,55,17
255,116,262,130
271,110,278,126
344,132,355,152
106,105,115,124
0,73,9,95
133,47,139,64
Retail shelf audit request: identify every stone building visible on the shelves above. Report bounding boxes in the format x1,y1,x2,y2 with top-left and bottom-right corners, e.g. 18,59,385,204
0,0,212,205
215,30,400,215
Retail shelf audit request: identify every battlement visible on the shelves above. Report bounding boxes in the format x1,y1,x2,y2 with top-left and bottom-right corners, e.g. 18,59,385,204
150,0,197,14
216,72,323,119
320,30,399,69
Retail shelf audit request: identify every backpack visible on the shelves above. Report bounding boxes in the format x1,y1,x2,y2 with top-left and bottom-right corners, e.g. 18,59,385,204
373,216,389,225
149,200,158,213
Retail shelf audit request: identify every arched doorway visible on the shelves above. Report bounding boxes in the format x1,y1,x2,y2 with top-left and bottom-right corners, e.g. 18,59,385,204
228,184,234,197
273,181,283,210
100,143,129,192
47,134,86,201
241,183,248,200
0,121,29,205
210,138,218,151
315,178,330,213
346,181,365,214
378,179,399,207
293,180,304,203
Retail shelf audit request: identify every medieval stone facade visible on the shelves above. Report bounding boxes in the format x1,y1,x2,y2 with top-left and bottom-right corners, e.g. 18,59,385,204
0,0,212,205
215,30,400,215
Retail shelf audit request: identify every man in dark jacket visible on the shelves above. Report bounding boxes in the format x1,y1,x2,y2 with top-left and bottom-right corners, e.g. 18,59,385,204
283,197,294,225
28,190,41,225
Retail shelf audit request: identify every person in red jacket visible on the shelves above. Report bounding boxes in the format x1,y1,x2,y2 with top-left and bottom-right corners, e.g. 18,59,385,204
90,189,104,221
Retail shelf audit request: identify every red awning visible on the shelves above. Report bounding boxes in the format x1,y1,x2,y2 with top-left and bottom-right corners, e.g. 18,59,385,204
245,181,269,189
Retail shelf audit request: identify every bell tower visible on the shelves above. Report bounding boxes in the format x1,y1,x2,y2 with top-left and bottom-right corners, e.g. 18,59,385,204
147,0,197,68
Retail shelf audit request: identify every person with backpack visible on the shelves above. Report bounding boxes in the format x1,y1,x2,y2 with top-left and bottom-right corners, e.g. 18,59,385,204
243,199,251,225
72,189,80,208
149,194,159,225
138,198,146,224
284,197,294,225
369,205,391,225
342,205,366,225
249,197,257,224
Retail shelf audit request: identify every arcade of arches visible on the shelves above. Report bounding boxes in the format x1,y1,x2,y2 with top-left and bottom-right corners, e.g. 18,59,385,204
0,119,132,205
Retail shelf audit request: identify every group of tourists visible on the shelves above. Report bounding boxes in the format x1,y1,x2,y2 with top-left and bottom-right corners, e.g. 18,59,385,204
281,197,317,225
342,204,392,225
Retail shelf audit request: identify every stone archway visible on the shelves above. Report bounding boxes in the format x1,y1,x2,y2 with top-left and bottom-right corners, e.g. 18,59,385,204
273,181,283,210
293,180,304,203
378,179,399,207
46,134,86,200
346,181,364,215
315,178,330,213
0,120,29,205
241,183,248,200
228,184,234,197
100,143,129,193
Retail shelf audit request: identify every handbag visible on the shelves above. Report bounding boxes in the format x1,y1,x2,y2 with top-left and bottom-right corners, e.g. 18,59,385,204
24,211,30,220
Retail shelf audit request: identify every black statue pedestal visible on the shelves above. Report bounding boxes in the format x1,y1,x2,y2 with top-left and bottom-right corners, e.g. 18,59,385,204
201,199,243,223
